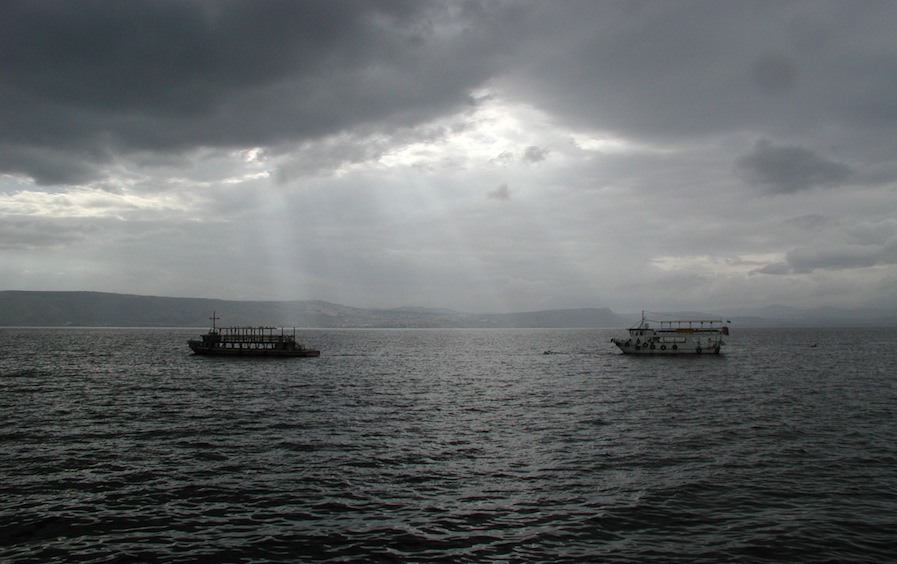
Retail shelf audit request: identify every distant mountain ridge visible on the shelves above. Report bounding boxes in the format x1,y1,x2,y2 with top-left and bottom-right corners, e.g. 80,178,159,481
0,291,623,328
0,291,895,328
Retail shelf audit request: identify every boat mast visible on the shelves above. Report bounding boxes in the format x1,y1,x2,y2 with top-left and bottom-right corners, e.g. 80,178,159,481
210,311,220,332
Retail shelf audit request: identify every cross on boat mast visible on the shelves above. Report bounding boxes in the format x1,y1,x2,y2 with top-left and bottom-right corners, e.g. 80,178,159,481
210,311,220,332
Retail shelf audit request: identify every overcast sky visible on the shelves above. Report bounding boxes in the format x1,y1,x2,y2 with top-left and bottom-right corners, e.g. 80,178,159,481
2,0,897,313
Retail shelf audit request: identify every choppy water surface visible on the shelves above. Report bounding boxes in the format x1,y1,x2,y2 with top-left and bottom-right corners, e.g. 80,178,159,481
1,327,895,562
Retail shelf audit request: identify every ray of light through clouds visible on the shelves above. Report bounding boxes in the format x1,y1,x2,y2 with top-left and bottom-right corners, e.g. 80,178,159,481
2,0,897,313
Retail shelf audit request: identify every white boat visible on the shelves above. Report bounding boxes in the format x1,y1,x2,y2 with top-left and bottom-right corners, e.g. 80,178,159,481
611,311,728,355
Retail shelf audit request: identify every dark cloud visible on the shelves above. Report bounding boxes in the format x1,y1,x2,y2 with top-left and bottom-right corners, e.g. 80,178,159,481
487,183,511,201
501,2,897,146
752,262,790,276
5,0,897,188
755,234,897,275
751,53,798,94
735,140,852,195
786,242,897,273
0,146,105,185
489,152,516,167
0,0,507,184
522,146,549,163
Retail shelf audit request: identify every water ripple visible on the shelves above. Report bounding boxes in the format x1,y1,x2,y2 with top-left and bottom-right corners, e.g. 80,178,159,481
1,327,896,561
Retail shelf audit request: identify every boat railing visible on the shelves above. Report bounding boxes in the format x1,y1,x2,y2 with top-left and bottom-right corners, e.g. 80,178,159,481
635,311,725,332
212,326,299,343
657,319,723,331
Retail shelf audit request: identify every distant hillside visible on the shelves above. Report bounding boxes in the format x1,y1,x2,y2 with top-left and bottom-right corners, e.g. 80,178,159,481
0,291,211,327
0,291,623,328
2,291,895,328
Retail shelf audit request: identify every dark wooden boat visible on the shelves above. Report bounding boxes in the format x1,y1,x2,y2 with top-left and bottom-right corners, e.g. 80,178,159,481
187,312,320,357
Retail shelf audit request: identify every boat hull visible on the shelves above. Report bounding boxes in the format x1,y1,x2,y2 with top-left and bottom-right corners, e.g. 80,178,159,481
611,338,720,355
188,341,320,357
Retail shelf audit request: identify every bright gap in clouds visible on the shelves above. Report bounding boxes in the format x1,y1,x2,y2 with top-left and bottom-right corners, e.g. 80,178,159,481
377,94,551,171
1,182,194,220
375,92,641,172
265,93,639,311
200,94,683,311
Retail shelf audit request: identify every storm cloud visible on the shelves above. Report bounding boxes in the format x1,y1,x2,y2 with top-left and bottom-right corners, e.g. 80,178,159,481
735,140,853,195
1,0,503,184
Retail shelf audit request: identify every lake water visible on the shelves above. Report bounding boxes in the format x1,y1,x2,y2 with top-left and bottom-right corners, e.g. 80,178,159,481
1,327,895,562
